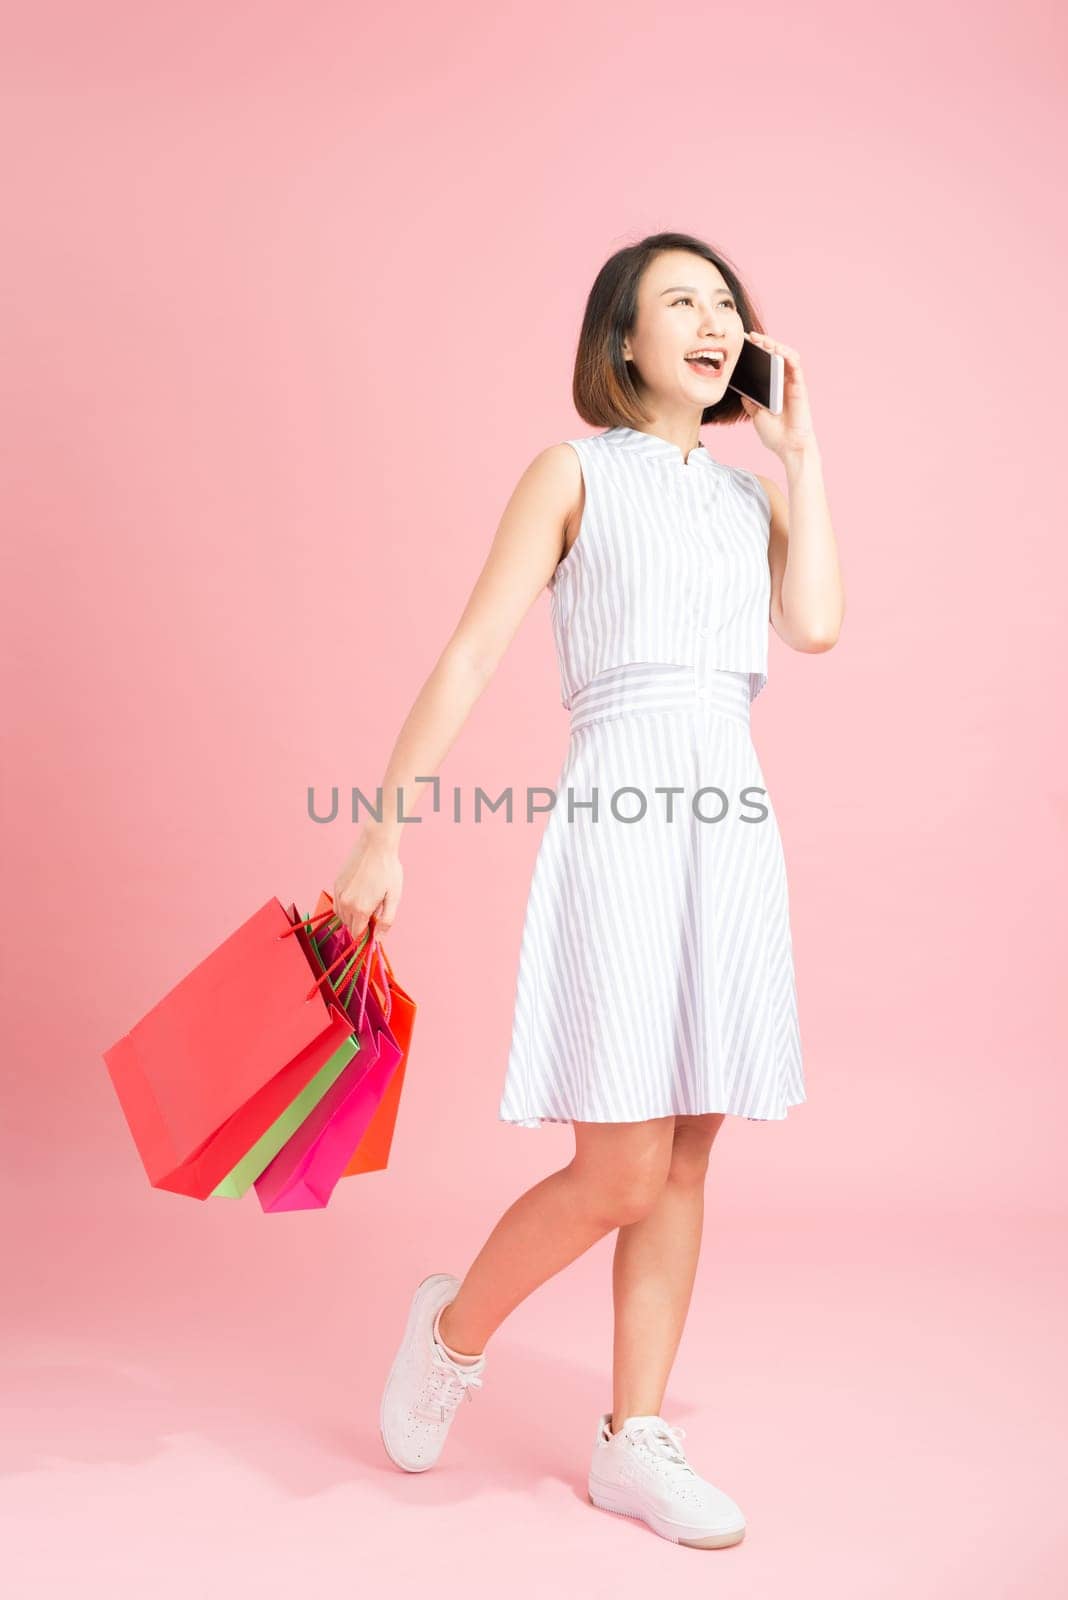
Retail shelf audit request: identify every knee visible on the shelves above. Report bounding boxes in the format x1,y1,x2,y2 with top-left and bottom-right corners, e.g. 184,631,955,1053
570,1161,669,1228
667,1116,724,1186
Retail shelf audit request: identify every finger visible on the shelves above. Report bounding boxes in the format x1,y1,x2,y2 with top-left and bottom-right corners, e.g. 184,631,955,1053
375,889,398,938
339,899,371,942
746,330,799,361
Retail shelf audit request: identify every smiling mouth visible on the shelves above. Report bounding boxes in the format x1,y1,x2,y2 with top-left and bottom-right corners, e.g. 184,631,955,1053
684,353,725,377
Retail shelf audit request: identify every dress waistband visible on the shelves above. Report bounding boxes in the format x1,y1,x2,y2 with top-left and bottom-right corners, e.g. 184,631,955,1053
568,663,752,733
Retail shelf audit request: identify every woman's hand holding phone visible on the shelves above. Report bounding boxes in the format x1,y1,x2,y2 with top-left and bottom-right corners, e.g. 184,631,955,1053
734,331,816,460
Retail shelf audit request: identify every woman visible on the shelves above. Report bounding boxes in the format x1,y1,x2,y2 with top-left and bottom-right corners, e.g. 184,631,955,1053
334,230,844,1549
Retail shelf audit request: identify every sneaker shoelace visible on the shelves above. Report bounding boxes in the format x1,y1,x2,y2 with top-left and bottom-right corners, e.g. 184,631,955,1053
628,1421,697,1478
412,1346,484,1424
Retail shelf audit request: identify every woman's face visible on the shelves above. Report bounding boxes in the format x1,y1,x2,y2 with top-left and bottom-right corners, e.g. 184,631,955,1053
621,250,745,417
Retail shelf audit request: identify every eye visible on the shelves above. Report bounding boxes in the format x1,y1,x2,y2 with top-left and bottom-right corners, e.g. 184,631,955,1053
672,296,737,310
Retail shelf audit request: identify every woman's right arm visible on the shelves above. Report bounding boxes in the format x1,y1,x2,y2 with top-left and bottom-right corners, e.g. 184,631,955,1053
333,441,581,941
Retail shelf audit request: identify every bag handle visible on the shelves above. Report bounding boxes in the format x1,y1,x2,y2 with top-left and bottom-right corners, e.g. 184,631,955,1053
303,894,394,1017
281,908,380,1029
281,908,371,985
313,908,392,1023
331,930,392,1026
375,938,396,983
315,917,377,1030
282,915,375,1011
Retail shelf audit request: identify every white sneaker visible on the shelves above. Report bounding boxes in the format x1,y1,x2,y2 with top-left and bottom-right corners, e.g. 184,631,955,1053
588,1411,746,1548
379,1272,487,1472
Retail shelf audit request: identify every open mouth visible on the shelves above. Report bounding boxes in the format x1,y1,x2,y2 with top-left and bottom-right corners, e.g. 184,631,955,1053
684,351,726,377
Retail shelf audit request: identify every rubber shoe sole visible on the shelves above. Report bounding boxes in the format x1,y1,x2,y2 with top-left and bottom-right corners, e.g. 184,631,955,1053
588,1472,746,1549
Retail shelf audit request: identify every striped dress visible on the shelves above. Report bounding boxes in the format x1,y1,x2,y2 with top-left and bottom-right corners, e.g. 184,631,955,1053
497,425,805,1127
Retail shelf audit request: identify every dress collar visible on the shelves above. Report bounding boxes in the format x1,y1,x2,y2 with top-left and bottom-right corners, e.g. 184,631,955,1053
601,425,718,468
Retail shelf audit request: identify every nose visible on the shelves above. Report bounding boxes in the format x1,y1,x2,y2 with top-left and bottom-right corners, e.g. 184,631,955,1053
699,309,730,337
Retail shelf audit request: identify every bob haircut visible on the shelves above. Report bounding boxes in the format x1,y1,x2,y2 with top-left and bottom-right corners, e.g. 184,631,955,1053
572,230,767,431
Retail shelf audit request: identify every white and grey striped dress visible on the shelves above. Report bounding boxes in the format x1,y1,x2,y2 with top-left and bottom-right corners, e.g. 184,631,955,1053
497,425,805,1127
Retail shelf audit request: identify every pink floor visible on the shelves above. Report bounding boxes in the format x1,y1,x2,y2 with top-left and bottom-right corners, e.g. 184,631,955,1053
5,1196,1065,1597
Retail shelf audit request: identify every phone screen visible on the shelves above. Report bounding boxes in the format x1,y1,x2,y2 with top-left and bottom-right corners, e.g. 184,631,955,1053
727,337,783,414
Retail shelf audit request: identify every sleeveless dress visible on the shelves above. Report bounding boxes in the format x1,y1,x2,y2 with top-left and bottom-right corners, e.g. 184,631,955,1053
497,426,806,1127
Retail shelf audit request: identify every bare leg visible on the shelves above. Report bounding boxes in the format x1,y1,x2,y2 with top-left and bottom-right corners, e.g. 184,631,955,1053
437,1117,678,1357
610,1113,726,1432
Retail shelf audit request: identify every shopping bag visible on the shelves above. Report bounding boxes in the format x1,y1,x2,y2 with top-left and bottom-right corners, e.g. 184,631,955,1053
210,1042,356,1198
209,904,367,1198
339,935,416,1176
310,891,417,1176
102,897,358,1199
253,920,402,1211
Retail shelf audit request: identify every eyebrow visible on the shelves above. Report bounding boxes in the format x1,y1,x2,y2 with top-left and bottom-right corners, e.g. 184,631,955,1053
658,284,735,297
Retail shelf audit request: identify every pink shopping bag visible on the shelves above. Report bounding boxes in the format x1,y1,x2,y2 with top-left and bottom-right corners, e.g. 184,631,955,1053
253,921,402,1212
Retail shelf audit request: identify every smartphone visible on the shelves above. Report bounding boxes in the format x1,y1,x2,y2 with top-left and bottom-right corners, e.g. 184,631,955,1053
727,335,784,414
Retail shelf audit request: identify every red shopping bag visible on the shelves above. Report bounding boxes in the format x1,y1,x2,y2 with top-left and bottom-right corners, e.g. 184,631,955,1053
102,897,358,1199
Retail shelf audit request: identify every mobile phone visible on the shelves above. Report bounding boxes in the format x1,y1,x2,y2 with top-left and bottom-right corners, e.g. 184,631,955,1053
727,335,784,414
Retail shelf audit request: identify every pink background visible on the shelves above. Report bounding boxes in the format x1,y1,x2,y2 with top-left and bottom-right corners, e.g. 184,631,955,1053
3,1,1066,1593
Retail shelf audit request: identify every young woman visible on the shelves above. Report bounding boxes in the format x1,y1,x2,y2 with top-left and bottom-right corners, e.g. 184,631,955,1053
334,231,843,1549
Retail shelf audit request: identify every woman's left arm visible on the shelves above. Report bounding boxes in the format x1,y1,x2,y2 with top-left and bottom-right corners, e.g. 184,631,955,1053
742,331,845,653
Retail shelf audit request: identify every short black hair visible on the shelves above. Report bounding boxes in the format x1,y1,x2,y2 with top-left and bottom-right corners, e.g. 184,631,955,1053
572,230,766,430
